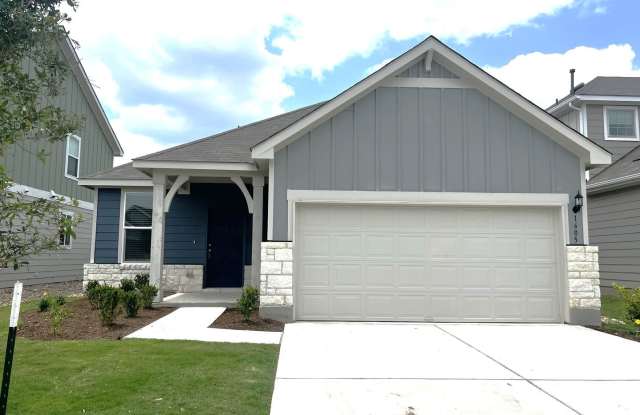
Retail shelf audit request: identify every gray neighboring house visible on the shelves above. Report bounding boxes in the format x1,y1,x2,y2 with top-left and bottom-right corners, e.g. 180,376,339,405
80,36,611,325
548,76,640,291
0,38,123,291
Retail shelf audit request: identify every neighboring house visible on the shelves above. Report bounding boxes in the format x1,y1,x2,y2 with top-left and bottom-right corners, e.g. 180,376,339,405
0,38,123,291
548,76,640,291
80,36,610,325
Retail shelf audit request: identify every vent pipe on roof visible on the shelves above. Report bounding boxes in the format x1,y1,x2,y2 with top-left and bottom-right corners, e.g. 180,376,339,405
570,68,576,94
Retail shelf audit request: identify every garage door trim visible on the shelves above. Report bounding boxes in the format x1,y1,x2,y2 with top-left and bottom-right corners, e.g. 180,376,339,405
287,190,570,322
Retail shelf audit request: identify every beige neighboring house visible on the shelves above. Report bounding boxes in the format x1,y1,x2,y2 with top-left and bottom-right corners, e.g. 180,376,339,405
0,38,123,296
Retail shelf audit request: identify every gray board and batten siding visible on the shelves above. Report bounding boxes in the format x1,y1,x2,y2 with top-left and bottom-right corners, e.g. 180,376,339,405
589,185,640,291
273,86,583,241
0,56,114,204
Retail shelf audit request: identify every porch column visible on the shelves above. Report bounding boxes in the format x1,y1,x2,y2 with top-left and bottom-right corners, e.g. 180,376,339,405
251,176,265,287
150,171,166,300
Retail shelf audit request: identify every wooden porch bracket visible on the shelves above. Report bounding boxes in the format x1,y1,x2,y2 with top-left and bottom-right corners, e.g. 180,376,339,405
163,174,189,213
230,176,254,214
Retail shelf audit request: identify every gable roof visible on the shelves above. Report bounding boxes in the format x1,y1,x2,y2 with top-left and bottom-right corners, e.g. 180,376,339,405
59,37,124,156
251,36,611,167
133,102,323,165
547,77,640,114
588,144,640,193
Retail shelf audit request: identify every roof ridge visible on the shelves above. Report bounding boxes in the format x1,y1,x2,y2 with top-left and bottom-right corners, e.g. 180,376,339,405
133,101,325,162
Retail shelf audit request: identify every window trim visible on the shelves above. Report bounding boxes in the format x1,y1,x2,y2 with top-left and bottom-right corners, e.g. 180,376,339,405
59,211,74,249
603,106,640,141
64,134,82,180
121,190,153,263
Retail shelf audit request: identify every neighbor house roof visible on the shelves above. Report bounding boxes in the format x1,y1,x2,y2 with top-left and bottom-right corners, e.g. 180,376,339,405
133,102,324,164
588,144,640,193
548,77,640,114
79,163,152,187
59,37,124,156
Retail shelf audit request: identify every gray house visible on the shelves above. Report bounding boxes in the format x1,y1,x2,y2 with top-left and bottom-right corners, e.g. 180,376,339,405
80,36,610,325
1,38,123,292
549,76,640,291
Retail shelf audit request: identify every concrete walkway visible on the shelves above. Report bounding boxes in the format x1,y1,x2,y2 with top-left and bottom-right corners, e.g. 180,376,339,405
125,307,281,344
271,323,640,414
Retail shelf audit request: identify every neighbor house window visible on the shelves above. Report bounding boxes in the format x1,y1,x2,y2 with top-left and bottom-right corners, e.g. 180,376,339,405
604,107,639,141
65,135,81,179
123,191,152,262
59,213,73,248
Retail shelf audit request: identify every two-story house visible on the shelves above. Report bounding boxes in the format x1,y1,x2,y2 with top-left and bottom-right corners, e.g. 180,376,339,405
548,74,640,292
0,37,123,297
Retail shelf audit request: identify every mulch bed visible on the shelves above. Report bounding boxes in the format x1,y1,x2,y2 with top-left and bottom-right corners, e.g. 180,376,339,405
18,297,175,341
210,309,284,332
590,326,640,343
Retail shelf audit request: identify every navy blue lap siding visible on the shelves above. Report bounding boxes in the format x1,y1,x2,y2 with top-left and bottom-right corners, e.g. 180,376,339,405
94,188,121,263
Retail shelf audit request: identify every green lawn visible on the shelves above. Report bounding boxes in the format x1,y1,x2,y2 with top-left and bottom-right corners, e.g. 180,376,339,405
601,294,638,334
0,302,279,414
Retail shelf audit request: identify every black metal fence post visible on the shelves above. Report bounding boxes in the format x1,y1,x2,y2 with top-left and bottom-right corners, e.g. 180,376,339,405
0,281,22,415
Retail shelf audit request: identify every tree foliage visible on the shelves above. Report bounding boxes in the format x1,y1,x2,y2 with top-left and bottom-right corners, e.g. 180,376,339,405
0,0,84,269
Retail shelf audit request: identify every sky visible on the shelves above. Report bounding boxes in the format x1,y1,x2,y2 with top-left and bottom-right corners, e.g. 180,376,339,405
65,0,640,164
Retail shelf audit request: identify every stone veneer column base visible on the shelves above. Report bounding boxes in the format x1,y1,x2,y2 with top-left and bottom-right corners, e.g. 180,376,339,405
83,263,203,292
259,241,294,322
566,245,601,326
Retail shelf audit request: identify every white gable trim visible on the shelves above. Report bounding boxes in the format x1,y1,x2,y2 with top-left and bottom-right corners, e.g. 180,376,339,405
251,37,611,167
381,78,474,89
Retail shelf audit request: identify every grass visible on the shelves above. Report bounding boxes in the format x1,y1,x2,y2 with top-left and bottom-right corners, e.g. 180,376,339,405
601,294,638,334
0,301,279,414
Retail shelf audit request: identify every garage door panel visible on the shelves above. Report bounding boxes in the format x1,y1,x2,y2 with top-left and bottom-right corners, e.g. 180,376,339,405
295,204,562,322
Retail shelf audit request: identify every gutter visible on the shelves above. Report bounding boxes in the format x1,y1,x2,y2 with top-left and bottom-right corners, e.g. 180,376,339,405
587,172,640,194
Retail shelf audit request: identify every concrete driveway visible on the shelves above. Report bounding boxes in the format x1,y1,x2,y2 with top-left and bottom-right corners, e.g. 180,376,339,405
270,323,640,415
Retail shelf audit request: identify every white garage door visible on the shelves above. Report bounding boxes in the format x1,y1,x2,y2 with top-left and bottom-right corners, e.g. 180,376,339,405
295,204,563,322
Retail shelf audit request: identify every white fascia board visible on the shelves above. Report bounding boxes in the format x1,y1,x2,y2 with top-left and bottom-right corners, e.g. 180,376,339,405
132,160,258,171
587,172,640,194
576,95,640,102
251,37,611,167
287,190,569,207
78,179,153,188
251,38,439,159
8,183,94,210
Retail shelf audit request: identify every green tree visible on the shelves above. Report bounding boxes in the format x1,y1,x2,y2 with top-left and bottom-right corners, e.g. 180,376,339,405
0,0,84,269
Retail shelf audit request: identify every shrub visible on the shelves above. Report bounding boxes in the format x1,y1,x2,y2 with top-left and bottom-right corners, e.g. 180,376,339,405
237,286,259,321
50,303,70,336
55,295,66,306
38,296,51,312
86,282,101,308
97,286,122,326
613,283,640,321
120,278,136,292
86,280,99,292
134,273,150,289
139,284,158,309
122,290,141,318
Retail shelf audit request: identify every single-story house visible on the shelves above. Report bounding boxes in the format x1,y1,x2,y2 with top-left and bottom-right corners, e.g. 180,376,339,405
80,36,611,325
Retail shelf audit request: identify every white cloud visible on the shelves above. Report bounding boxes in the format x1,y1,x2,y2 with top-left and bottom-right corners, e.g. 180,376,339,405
364,58,393,76
485,44,640,108
66,0,588,161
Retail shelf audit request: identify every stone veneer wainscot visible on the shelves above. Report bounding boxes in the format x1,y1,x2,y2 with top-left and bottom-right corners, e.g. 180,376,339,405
84,263,203,292
259,241,293,321
566,245,601,325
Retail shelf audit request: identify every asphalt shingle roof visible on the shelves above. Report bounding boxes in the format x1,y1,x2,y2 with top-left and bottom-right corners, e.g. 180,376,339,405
590,144,640,186
576,76,640,97
82,162,149,181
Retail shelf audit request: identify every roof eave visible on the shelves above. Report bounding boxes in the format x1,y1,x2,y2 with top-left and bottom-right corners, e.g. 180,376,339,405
587,173,640,194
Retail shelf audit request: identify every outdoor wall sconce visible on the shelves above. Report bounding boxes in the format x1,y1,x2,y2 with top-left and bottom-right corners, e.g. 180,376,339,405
572,193,583,213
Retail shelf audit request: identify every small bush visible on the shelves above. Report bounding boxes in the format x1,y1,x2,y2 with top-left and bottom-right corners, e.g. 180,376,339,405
614,283,640,321
38,296,51,312
120,278,136,292
122,290,141,318
134,273,150,289
97,286,122,326
86,280,99,292
50,303,70,336
55,295,66,306
139,284,158,309
238,286,259,321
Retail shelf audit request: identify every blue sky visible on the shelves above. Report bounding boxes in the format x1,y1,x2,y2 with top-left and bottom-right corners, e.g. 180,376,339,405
68,0,640,163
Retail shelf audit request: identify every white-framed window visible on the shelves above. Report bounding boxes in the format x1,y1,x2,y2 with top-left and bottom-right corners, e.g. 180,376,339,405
59,212,73,249
604,106,639,141
65,134,81,179
123,191,152,262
